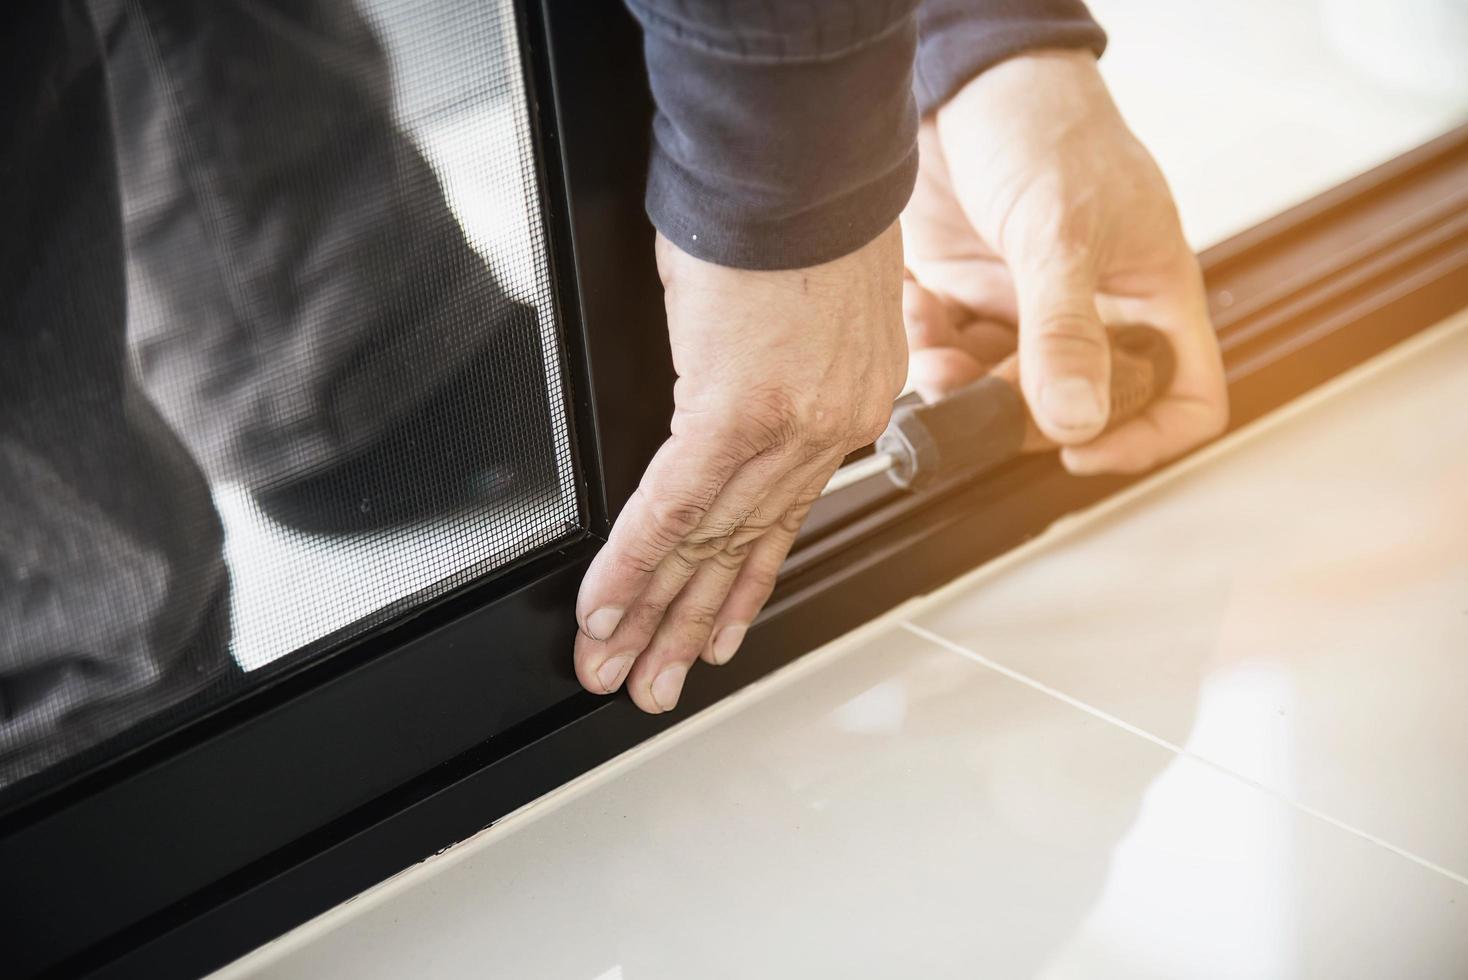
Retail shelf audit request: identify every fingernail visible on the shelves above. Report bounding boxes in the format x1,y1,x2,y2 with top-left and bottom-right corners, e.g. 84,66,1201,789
1040,378,1105,432
596,656,631,694
651,664,688,712
710,624,747,665
583,607,623,641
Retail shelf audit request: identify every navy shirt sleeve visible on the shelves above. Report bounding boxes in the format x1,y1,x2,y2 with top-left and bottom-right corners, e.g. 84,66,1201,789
915,0,1107,116
627,0,923,271
629,0,1105,272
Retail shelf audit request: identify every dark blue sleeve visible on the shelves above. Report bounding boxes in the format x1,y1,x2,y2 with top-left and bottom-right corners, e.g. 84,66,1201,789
627,0,922,271
629,0,1105,272
915,0,1106,115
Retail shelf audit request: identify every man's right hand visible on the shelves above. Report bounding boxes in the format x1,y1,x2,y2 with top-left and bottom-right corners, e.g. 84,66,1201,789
573,225,908,714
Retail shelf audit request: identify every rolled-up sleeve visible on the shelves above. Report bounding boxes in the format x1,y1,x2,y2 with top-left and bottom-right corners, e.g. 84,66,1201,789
626,0,1107,271
628,0,922,271
915,0,1107,115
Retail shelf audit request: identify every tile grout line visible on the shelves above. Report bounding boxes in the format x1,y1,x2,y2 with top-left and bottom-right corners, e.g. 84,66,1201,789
899,619,1468,890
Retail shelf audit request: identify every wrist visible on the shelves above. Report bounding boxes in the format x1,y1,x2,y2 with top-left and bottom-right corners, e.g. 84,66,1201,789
938,49,1112,139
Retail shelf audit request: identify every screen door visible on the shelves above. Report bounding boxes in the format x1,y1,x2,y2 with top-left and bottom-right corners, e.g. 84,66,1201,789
1,0,581,797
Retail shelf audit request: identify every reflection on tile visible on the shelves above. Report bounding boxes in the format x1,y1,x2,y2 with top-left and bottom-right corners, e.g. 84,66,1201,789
220,624,1468,980
1039,753,1466,980
912,312,1468,878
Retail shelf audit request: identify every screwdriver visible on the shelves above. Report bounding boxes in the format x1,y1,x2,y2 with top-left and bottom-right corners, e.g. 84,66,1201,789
822,324,1175,495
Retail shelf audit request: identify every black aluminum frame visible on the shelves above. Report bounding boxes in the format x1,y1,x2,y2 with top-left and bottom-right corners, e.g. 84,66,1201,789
3,0,1466,973
1,2,667,975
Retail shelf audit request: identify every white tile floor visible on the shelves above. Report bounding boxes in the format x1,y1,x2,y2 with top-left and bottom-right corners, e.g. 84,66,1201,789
218,309,1468,978
909,315,1468,882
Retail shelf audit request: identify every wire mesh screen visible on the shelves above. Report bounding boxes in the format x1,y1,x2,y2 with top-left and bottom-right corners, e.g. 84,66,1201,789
0,0,580,796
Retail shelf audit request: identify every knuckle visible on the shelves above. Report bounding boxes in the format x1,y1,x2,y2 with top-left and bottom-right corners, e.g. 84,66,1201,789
1032,309,1104,341
727,378,899,460
732,386,802,450
616,547,664,577
743,560,782,600
646,493,709,542
710,544,749,572
802,421,846,455
777,505,811,536
667,544,706,575
1034,325,1109,365
678,605,717,634
1008,202,1097,267
734,570,776,613
796,441,832,467
676,526,757,571
685,512,742,547
673,537,719,565
740,498,781,532
856,404,894,444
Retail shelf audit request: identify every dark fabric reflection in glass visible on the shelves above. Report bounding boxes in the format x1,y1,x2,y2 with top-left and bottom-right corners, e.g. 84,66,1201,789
1,0,575,795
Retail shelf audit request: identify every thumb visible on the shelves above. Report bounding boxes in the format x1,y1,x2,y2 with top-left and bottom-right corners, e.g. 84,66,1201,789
1012,259,1111,445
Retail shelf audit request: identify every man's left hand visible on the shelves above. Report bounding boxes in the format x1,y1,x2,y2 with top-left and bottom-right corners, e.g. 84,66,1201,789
903,50,1228,475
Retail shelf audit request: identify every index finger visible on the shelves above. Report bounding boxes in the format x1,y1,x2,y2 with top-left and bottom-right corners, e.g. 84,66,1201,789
574,429,793,640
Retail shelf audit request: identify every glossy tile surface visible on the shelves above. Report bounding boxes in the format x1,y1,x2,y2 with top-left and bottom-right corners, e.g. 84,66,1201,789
912,310,1468,880
222,613,1468,978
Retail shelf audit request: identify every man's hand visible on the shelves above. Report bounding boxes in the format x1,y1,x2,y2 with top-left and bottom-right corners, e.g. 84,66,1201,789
903,50,1227,474
574,226,907,712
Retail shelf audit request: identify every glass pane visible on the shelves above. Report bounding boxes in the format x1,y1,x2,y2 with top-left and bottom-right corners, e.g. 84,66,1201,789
1090,0,1468,249
1,0,579,798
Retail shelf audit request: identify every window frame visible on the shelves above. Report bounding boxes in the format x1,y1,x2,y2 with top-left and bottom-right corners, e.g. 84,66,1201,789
0,2,657,974
2,0,1467,974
